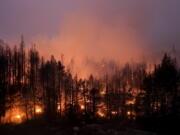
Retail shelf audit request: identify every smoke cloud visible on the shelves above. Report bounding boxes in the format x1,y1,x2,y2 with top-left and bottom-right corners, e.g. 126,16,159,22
1,0,180,77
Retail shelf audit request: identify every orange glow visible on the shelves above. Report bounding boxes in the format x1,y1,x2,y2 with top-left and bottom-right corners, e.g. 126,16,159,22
35,106,43,114
111,111,117,115
126,99,135,105
127,111,136,117
16,114,21,119
34,11,146,79
80,105,85,110
100,90,106,95
1,107,25,124
12,113,23,124
127,111,131,115
57,104,60,110
97,110,105,117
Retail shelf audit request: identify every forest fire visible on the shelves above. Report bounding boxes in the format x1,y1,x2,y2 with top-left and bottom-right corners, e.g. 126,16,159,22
13,114,23,124
126,99,135,105
35,106,43,114
0,1,180,135
80,105,85,110
97,111,105,118
111,111,118,115
1,105,44,124
15,114,21,119
1,107,25,124
127,111,131,116
0,15,179,134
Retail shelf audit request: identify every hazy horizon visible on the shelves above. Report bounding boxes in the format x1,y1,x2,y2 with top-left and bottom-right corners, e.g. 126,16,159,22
0,0,180,77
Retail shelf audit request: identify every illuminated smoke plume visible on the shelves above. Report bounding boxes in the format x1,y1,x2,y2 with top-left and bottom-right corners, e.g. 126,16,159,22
1,0,180,77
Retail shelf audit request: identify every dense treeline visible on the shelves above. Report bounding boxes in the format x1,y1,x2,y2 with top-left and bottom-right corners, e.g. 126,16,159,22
0,38,179,124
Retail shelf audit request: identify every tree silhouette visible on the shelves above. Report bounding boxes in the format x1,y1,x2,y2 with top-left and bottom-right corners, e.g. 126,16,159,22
0,37,179,126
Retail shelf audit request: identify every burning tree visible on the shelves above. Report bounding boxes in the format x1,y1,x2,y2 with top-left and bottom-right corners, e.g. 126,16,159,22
0,37,179,125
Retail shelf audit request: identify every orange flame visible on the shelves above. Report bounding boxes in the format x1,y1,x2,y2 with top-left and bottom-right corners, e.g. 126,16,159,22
35,106,43,114
1,107,25,124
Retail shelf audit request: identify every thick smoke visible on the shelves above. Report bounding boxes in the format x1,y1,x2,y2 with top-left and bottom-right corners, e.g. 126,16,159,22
33,11,146,78
1,0,180,78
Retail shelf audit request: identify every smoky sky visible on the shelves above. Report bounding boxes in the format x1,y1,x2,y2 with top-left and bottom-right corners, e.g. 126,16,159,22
0,0,180,43
0,0,179,42
0,0,180,70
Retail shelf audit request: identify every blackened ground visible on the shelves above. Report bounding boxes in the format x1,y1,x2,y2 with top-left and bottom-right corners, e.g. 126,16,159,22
0,117,179,135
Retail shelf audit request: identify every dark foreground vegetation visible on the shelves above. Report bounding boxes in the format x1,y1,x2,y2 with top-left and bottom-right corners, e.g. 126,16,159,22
0,117,180,135
0,37,180,135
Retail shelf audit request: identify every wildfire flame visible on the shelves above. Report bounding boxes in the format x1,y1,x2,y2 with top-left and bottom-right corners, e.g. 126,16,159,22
127,111,131,115
126,99,135,105
80,105,85,110
97,110,105,117
35,106,43,114
111,111,117,115
15,114,21,119
1,107,25,124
